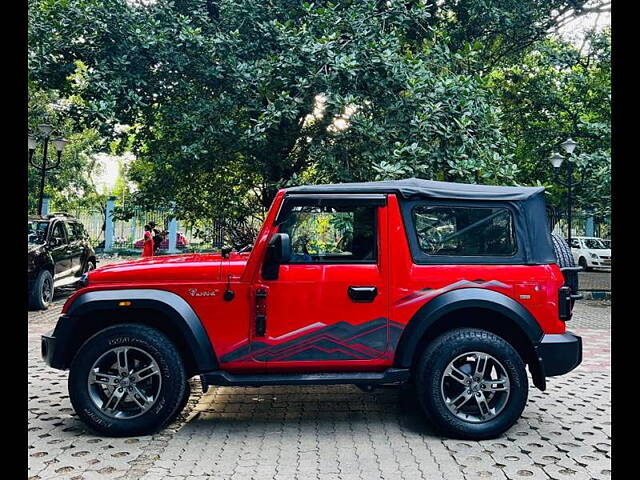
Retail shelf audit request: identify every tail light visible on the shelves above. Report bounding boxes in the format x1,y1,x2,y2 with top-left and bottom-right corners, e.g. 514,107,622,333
558,266,583,321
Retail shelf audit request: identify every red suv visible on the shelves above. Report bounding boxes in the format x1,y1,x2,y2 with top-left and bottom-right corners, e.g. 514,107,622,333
41,179,582,439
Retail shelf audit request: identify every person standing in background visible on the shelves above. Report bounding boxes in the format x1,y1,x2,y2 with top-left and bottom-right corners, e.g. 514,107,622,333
142,224,154,257
149,221,167,254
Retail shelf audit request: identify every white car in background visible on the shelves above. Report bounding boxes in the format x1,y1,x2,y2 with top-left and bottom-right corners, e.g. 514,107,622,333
569,236,611,271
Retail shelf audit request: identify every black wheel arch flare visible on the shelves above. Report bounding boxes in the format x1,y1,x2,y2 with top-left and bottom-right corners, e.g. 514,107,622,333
393,287,546,388
58,289,218,374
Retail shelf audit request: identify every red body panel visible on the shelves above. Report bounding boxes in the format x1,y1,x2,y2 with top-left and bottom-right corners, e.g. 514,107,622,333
383,195,566,336
64,191,566,374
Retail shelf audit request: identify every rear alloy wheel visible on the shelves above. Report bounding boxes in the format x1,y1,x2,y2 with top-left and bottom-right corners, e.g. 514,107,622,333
69,324,187,436
415,328,528,440
440,352,510,423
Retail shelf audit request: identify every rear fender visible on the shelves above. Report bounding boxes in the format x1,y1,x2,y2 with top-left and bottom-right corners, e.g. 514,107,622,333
393,287,546,388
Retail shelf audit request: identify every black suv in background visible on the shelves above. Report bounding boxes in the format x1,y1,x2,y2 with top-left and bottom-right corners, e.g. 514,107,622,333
28,213,97,310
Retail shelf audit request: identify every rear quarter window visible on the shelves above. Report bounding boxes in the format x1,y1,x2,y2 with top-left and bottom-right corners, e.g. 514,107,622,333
412,205,517,257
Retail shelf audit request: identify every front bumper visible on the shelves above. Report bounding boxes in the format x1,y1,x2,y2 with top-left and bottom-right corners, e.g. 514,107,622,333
41,314,79,370
530,332,582,390
41,329,62,368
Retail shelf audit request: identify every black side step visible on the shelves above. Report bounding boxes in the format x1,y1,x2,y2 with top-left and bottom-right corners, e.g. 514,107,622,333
200,368,410,392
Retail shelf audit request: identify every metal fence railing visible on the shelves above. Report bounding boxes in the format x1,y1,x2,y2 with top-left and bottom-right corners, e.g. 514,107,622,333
548,208,611,240
71,207,228,254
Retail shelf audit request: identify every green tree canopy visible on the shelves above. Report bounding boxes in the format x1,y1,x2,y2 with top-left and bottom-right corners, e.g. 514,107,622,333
490,29,611,218
28,0,610,240
28,82,109,214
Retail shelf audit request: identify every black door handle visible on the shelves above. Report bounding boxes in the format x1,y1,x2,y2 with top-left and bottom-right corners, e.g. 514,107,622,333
348,286,378,302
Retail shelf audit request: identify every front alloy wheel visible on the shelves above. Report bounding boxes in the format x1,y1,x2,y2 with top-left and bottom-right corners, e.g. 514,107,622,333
69,324,187,436
41,275,53,306
29,269,54,310
87,346,162,419
579,257,590,272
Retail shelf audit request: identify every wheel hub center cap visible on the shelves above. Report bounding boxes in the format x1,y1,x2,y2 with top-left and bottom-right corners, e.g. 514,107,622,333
120,377,131,388
468,381,481,393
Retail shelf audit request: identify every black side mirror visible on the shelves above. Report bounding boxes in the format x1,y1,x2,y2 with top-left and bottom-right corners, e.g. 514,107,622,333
221,245,232,259
262,233,291,280
49,237,61,247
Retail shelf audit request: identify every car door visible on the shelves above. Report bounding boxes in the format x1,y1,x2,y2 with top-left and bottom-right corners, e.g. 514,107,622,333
251,195,390,371
49,221,71,279
65,222,85,275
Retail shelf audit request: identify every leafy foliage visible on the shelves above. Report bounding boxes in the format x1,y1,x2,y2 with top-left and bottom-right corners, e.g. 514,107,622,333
27,82,108,214
28,0,610,241
490,29,611,218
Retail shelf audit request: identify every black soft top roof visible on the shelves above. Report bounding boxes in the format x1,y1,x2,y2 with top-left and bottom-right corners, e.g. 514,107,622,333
286,178,556,265
286,178,544,201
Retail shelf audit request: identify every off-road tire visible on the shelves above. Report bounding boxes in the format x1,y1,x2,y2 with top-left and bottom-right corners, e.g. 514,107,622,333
551,233,580,296
68,324,187,437
550,233,575,268
415,328,528,440
29,269,54,310
165,380,192,426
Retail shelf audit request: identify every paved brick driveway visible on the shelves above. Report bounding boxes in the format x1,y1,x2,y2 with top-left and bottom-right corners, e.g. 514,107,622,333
28,266,610,480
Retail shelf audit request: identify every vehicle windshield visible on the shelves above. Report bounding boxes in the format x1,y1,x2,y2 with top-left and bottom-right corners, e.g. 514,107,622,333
28,221,49,245
584,239,606,249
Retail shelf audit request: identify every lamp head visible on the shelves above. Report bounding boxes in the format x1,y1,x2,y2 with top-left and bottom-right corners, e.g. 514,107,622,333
38,123,54,137
28,134,37,151
52,138,69,153
549,152,564,169
560,137,577,155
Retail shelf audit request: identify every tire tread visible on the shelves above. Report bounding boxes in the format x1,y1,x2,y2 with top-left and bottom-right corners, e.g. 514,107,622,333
29,269,53,310
415,327,528,440
69,323,187,437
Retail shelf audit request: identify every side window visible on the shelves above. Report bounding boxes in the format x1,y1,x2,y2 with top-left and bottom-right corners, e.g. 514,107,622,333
412,205,516,257
62,222,75,241
74,223,87,240
278,204,377,263
50,222,67,245
66,223,79,241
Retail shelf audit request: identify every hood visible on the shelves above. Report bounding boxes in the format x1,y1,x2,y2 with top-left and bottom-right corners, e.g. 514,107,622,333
28,244,45,271
28,243,45,254
87,252,250,284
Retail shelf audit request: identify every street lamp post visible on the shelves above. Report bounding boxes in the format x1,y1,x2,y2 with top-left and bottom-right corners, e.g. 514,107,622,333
549,138,583,246
28,124,69,215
